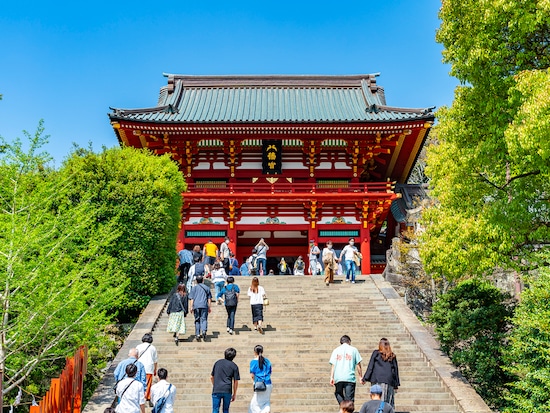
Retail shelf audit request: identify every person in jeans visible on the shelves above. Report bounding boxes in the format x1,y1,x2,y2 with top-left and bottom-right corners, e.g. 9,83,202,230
188,275,212,341
211,348,240,413
211,261,228,305
217,276,240,335
329,335,363,405
254,238,269,276
339,238,359,283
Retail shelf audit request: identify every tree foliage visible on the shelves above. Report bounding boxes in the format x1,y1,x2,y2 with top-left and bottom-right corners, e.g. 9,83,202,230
504,267,550,413
61,146,186,320
430,278,515,409
421,0,550,280
421,2,550,409
0,125,185,407
0,124,122,406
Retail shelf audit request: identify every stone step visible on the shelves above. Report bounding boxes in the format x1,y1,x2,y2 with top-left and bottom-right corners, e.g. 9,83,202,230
147,276,461,413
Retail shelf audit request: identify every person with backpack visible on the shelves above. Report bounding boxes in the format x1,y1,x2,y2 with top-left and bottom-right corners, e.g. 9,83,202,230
247,248,259,276
358,384,394,413
212,260,228,305
187,261,206,293
150,368,176,413
217,276,240,335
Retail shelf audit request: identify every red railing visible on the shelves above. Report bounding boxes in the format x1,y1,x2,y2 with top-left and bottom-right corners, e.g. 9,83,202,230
187,182,395,194
30,346,88,413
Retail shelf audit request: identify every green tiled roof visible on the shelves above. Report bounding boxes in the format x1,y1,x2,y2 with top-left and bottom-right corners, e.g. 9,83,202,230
109,74,435,124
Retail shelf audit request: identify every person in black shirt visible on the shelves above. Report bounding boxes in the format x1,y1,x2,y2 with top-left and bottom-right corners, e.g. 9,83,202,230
361,338,400,407
211,348,240,413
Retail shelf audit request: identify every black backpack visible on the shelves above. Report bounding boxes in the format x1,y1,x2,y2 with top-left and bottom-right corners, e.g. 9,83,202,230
224,285,238,306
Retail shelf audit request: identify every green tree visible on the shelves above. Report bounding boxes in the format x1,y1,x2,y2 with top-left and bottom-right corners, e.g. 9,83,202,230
430,278,515,409
504,268,550,412
0,123,121,408
421,0,550,280
61,146,186,320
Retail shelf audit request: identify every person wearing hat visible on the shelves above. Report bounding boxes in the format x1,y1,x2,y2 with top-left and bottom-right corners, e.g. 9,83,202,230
358,384,394,413
308,240,321,276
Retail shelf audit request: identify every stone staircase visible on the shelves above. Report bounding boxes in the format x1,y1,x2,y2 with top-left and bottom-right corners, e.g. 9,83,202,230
151,275,462,413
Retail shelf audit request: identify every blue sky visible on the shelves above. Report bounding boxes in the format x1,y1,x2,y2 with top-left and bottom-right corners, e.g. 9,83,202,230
0,0,456,165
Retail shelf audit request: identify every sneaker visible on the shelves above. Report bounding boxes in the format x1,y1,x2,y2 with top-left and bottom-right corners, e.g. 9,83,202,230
227,327,230,332
258,325,263,334
351,281,355,284
228,329,233,335
345,279,350,282
195,335,201,341
174,338,179,346
326,282,329,286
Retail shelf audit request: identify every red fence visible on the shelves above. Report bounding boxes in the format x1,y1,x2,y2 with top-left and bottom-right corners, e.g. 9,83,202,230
30,346,88,413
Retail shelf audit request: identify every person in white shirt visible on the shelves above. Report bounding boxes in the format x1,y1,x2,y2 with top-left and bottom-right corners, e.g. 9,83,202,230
115,364,145,413
150,368,176,413
135,333,158,402
339,238,360,283
211,261,228,305
247,277,267,334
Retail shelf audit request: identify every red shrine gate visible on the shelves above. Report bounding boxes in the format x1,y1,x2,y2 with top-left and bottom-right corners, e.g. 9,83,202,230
109,74,434,274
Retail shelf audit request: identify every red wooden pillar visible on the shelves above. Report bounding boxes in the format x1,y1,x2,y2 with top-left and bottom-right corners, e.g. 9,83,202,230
227,223,237,255
360,224,371,275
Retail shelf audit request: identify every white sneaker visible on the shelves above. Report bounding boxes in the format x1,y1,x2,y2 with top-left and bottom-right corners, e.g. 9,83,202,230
228,329,233,335
351,281,355,284
227,327,230,332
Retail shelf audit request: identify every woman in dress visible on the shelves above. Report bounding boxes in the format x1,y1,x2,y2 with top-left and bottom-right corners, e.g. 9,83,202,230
361,338,400,406
166,284,188,346
249,345,272,413
247,277,266,334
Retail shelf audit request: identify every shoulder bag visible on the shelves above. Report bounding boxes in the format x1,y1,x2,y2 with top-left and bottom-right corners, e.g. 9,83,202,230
253,381,267,392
